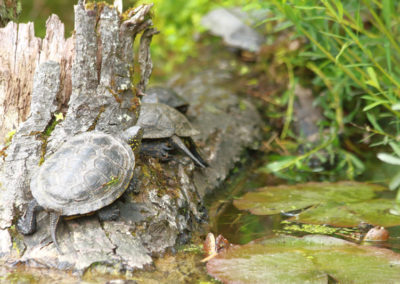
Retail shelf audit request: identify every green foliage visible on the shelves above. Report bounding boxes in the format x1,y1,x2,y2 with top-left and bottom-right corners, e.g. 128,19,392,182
138,0,255,75
0,0,21,27
19,0,74,37
139,0,210,73
260,0,400,183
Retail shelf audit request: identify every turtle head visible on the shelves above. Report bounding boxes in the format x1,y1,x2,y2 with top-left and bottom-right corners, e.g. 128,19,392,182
122,126,143,154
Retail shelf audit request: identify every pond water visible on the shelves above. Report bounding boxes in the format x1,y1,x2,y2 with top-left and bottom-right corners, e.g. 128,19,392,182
206,154,400,248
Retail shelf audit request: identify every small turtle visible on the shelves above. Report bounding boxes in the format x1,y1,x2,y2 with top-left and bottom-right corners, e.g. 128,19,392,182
17,126,143,253
143,86,189,114
137,102,208,168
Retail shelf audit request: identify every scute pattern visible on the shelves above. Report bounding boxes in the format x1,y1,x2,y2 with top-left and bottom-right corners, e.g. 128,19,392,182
137,103,199,139
31,132,135,215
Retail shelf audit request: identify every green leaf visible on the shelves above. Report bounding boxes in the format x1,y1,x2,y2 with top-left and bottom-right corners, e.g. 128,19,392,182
389,171,400,191
263,156,298,172
377,153,400,165
333,0,343,22
335,41,352,63
385,39,392,73
366,67,381,89
389,142,400,157
362,101,388,111
294,5,325,10
361,95,385,102
366,112,384,132
382,0,393,29
207,235,400,283
283,4,299,23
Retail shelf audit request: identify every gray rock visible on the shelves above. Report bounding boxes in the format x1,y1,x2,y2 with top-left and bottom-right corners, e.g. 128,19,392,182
173,68,262,197
201,8,265,52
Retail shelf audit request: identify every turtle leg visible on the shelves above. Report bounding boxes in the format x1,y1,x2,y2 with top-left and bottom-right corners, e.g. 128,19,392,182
98,203,120,221
170,135,207,168
126,177,139,194
140,139,173,161
49,212,62,254
17,199,43,235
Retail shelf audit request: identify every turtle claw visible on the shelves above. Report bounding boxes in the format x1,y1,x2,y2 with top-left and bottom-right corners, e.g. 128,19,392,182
98,203,120,221
17,216,35,235
140,140,173,161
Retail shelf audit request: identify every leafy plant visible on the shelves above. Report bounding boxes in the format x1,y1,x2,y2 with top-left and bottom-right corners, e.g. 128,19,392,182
259,0,400,183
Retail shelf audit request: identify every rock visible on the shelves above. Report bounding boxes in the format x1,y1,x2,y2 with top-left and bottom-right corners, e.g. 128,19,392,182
173,67,262,197
201,8,265,52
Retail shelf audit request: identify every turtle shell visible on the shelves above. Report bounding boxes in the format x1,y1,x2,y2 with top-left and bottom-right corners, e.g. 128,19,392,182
137,103,200,139
31,132,135,216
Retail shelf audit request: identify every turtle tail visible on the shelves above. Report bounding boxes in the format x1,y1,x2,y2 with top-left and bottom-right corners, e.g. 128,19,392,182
171,135,207,168
187,137,209,167
49,212,62,254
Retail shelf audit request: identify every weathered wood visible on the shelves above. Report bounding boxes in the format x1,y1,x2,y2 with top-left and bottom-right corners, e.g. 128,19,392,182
138,27,159,92
0,61,60,229
0,21,40,141
0,14,72,143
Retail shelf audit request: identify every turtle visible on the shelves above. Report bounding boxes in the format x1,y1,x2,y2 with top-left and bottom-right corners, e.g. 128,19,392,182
16,126,143,253
142,86,189,114
137,102,208,168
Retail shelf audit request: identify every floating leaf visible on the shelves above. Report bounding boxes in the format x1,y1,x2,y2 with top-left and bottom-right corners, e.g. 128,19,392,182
207,235,400,284
294,199,400,227
234,182,400,227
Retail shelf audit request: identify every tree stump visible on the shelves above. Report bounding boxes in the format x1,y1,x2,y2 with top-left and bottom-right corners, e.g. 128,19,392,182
0,0,263,275
0,1,159,272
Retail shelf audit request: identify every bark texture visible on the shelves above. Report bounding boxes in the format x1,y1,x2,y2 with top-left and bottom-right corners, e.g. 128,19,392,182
0,14,73,143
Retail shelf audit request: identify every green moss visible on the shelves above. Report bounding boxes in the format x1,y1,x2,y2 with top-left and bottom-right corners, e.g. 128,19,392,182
177,244,202,253
6,272,38,284
87,106,105,131
120,7,136,21
280,221,339,235
238,100,247,111
44,119,57,137
82,262,126,282
38,135,48,166
8,225,25,257
5,129,16,145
